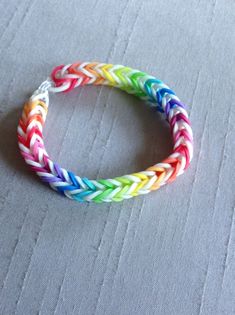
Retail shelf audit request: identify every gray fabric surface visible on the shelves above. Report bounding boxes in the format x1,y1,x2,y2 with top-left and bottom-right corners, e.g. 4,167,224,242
0,1,235,314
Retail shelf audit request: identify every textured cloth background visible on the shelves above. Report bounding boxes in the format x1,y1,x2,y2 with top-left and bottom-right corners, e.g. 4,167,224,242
0,1,235,314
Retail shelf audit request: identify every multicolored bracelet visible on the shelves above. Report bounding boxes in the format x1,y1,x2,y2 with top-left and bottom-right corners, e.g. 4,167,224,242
17,61,193,203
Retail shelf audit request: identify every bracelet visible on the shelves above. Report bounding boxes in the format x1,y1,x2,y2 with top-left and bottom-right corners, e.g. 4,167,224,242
17,61,193,203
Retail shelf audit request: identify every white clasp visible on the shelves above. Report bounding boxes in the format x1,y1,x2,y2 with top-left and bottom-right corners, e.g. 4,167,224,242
30,78,54,104
37,78,55,93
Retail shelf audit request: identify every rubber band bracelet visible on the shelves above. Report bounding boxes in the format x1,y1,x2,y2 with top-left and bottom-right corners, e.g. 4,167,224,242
17,61,193,203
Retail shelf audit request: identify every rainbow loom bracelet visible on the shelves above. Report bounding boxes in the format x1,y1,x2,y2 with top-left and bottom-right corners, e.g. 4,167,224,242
17,61,193,203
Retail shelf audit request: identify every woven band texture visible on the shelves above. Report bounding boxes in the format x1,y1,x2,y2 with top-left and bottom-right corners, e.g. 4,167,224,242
17,61,193,203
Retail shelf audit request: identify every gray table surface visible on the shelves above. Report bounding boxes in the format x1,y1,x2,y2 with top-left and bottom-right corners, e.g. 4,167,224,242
0,1,235,314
